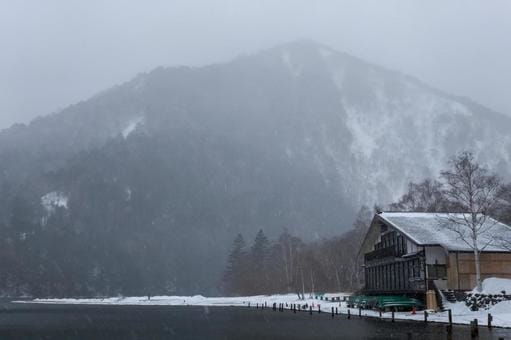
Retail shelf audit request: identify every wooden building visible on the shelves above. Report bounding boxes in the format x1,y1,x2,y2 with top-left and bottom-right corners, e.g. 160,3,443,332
360,212,511,305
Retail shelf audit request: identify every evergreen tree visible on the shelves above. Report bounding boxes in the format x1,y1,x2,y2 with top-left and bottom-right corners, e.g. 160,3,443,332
222,234,247,295
250,229,270,294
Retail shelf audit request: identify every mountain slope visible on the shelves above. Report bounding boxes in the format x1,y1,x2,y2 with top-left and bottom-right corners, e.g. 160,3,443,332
0,41,510,296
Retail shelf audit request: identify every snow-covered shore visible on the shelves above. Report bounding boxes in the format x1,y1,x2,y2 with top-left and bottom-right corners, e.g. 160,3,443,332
25,293,348,308
17,290,511,328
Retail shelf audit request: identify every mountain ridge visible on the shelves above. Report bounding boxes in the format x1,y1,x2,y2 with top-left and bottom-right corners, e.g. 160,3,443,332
0,40,510,296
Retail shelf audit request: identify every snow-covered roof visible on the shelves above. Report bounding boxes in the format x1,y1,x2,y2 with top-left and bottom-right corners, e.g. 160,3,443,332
378,212,511,252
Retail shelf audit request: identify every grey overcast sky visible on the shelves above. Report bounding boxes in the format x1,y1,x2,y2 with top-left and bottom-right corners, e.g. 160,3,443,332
1,0,510,130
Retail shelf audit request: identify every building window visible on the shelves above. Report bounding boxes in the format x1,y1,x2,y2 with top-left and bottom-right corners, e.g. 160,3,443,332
427,264,447,279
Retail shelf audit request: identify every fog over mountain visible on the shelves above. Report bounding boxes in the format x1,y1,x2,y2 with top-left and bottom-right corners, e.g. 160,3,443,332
0,41,510,296
2,1,511,130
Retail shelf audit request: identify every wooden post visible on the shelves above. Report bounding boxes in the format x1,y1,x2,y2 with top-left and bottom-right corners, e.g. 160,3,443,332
359,307,362,317
445,308,452,335
424,310,428,323
335,307,338,315
488,313,493,329
470,319,479,338
256,303,258,309
446,325,453,340
392,310,395,322
273,302,276,311
348,308,351,319
293,304,296,314
248,302,250,308
379,309,382,318
318,305,321,314
331,307,334,318
309,306,312,315
473,318,479,337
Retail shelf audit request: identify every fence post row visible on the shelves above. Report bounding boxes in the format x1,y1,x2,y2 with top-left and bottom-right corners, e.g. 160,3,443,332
244,297,497,338
248,298,469,332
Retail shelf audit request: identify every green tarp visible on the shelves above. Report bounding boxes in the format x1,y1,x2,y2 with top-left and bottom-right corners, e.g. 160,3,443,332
348,295,423,310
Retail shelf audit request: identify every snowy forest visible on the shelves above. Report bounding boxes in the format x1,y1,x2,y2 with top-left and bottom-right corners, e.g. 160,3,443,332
221,152,511,296
2,42,511,298
221,209,370,296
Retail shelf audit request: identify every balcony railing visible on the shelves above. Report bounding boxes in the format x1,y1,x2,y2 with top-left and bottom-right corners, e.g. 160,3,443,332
364,246,398,262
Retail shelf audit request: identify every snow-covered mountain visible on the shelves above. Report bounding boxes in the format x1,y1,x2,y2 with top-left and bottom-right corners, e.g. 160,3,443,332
1,40,510,295
259,41,511,204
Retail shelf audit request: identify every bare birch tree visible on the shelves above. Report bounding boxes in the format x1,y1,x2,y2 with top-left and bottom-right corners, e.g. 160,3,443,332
440,151,503,292
277,229,303,294
389,179,448,212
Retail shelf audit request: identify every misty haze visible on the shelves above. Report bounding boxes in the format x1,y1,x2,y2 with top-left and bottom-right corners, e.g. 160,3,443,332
1,1,511,339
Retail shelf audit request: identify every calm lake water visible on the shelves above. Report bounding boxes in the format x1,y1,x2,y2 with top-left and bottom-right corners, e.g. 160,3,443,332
0,302,510,339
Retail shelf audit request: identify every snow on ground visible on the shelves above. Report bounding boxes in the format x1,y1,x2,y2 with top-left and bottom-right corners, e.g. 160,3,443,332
41,191,68,212
281,51,303,77
122,116,144,138
27,293,348,308
471,277,511,295
20,290,511,328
